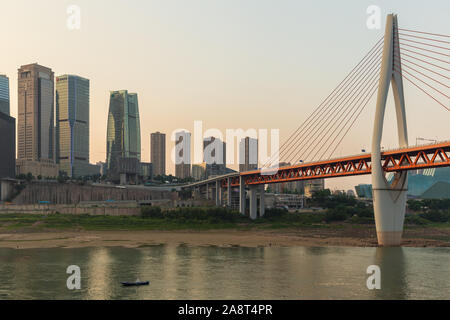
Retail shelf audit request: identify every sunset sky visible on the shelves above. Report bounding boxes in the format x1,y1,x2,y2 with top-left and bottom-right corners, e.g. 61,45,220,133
1,0,449,190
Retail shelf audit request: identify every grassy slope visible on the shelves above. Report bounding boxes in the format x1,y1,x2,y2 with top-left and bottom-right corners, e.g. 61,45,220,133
0,212,448,232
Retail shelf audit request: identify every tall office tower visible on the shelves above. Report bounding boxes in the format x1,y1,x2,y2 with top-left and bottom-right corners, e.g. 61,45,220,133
304,179,324,197
18,64,55,161
140,162,153,181
0,75,10,115
203,136,226,165
151,132,166,177
16,63,58,177
239,137,258,172
203,136,226,178
270,162,305,194
106,90,141,183
56,75,90,177
175,131,191,179
192,162,207,181
0,112,15,179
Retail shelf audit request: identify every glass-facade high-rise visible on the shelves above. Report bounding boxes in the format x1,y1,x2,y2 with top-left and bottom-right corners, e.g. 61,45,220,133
0,111,15,179
38,75,54,160
16,63,59,177
151,132,166,177
175,131,191,179
56,75,90,177
239,137,258,172
17,64,55,162
106,90,141,179
0,75,10,115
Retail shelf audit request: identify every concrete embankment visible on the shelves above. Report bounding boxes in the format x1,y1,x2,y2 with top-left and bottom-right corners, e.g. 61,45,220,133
12,182,177,205
0,203,142,216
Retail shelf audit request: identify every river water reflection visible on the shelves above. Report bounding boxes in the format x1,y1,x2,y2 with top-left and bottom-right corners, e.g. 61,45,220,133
0,246,448,299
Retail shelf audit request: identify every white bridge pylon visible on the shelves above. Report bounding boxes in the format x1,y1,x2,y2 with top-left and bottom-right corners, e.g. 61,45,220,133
372,14,409,246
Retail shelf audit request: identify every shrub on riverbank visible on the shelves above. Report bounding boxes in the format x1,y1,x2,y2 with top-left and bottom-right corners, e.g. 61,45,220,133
141,206,247,223
261,208,325,225
406,199,450,224
408,199,450,212
419,210,449,223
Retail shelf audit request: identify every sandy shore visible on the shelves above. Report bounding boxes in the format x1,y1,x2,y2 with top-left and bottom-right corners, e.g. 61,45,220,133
0,226,448,249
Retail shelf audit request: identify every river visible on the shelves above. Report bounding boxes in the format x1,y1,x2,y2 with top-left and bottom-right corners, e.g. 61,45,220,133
0,246,448,299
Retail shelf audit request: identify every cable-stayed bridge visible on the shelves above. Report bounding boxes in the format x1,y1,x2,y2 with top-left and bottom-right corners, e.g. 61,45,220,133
184,14,450,246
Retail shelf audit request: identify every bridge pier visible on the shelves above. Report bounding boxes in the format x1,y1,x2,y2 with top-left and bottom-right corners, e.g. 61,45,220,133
259,185,265,217
239,176,246,215
248,185,265,219
249,186,258,220
215,180,221,206
372,14,408,246
227,178,232,207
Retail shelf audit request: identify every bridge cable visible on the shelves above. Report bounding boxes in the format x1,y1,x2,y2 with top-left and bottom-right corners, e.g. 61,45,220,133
313,71,381,161
398,51,449,72
398,46,450,65
297,61,382,163
400,61,449,89
399,38,450,52
395,55,450,80
398,33,450,45
394,67,449,111
281,44,383,164
398,28,450,39
399,42,450,58
284,48,383,164
263,38,384,167
261,37,384,168
326,81,380,159
398,66,449,99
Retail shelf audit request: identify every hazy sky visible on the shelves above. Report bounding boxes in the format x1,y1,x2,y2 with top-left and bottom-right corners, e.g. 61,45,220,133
1,0,449,190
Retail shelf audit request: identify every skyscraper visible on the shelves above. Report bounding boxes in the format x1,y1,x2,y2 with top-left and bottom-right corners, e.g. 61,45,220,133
0,112,15,179
106,90,141,182
175,131,191,179
271,162,305,194
56,75,90,177
203,136,227,178
239,137,258,172
151,132,166,177
203,136,226,165
0,73,14,179
17,63,55,161
192,162,207,181
16,63,58,177
0,75,10,115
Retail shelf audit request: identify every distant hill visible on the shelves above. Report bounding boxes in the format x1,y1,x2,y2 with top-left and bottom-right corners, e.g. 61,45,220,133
421,181,450,199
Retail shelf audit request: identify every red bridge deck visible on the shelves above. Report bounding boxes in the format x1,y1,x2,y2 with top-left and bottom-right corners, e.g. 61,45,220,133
222,141,450,187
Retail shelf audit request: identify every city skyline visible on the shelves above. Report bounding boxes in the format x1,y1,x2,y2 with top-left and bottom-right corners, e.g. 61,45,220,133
175,130,191,179
1,0,449,190
0,74,9,115
151,131,166,177
56,74,90,177
16,63,59,178
106,90,141,182
0,2,448,304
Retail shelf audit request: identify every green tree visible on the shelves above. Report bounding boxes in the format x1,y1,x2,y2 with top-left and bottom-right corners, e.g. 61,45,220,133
26,173,33,182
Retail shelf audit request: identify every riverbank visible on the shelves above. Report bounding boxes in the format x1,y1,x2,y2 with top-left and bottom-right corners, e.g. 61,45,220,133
1,211,449,248
0,225,448,249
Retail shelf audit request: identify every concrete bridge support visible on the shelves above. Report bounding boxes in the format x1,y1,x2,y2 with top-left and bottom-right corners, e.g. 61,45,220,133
259,185,265,217
215,181,221,206
205,184,210,200
249,185,266,220
249,186,258,220
372,14,408,246
239,176,246,215
227,178,232,207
